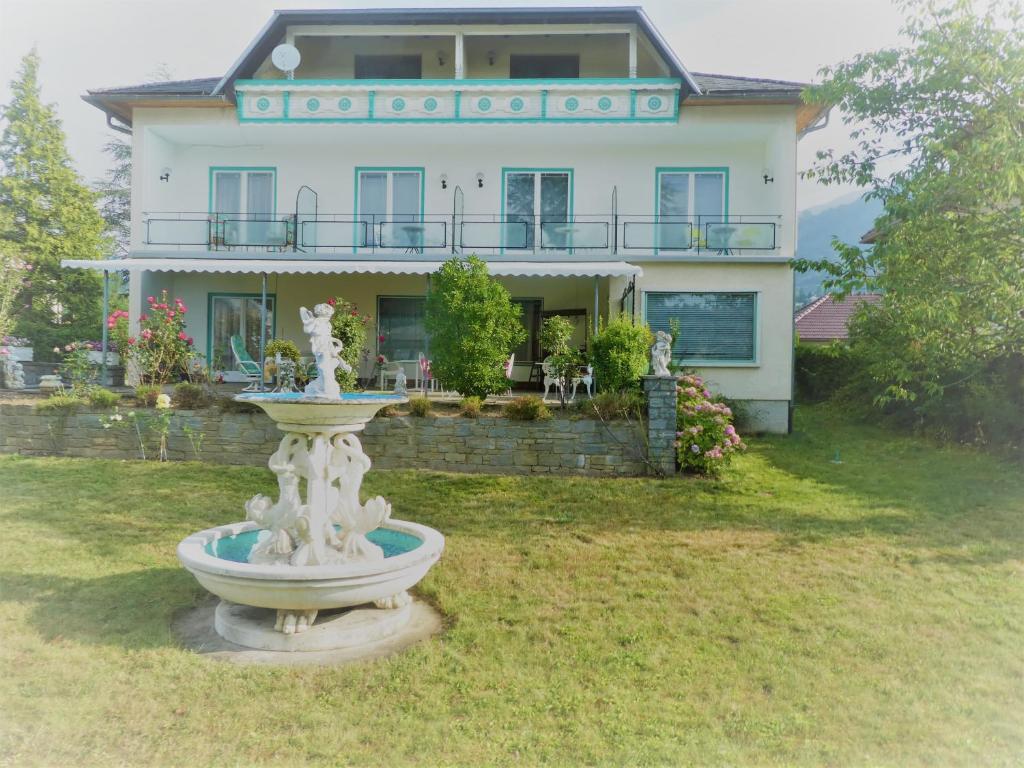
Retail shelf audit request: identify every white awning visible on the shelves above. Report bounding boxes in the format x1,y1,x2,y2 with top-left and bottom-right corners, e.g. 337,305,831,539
60,257,642,278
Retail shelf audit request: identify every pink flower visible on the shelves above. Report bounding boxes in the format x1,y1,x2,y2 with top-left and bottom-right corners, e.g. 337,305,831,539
725,425,736,436
378,335,386,343
0,348,8,356
178,332,187,341
146,296,155,303
127,337,136,346
186,336,194,346
141,329,153,340
327,297,336,306
139,314,147,322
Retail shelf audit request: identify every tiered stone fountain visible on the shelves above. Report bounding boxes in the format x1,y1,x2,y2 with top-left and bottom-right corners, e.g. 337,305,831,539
178,303,444,653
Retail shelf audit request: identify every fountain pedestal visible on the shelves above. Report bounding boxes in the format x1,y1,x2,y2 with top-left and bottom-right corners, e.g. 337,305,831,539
178,304,443,654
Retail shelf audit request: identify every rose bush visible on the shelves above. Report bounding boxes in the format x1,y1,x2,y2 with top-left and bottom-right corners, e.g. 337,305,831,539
675,373,746,475
108,290,194,385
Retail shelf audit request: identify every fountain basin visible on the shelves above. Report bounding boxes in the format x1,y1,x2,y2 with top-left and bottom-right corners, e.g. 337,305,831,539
235,392,407,429
177,519,444,611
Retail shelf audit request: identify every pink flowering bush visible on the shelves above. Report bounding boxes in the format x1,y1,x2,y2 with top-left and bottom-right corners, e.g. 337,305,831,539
108,290,194,385
675,373,746,475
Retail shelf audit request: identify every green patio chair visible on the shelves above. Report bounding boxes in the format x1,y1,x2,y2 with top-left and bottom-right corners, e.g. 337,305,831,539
229,334,263,391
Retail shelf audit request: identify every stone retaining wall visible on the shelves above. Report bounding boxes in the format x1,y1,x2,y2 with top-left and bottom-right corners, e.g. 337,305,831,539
0,380,680,476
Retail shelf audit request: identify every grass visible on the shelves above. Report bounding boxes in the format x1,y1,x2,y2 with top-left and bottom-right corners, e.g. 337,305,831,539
0,404,1021,767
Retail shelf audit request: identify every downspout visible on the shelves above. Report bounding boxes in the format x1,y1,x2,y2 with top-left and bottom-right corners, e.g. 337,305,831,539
105,112,132,136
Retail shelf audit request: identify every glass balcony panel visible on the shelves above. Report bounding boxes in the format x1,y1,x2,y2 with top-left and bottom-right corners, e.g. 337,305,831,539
540,221,608,249
220,219,289,247
300,219,367,249
378,220,447,249
621,220,692,250
704,222,777,250
146,218,210,246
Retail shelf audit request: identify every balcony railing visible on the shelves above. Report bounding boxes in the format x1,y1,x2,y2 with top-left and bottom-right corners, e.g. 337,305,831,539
141,211,783,260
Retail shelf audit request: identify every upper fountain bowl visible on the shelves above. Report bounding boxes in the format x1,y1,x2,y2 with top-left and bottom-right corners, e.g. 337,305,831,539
235,391,407,429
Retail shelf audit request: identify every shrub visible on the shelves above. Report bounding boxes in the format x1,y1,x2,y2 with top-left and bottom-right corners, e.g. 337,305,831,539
377,404,397,418
460,396,483,418
59,343,98,393
425,256,526,399
35,393,85,413
326,298,370,392
408,397,432,417
87,388,120,409
503,395,551,421
675,373,746,475
590,314,653,393
172,381,210,409
794,342,868,403
578,390,645,421
108,291,194,385
135,384,161,407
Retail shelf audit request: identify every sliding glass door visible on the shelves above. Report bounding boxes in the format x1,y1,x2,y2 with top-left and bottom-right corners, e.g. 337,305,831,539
357,169,423,248
503,170,571,250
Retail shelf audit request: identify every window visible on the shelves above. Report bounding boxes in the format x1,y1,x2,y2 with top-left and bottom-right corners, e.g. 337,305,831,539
509,54,580,78
512,299,542,362
656,169,727,250
645,292,756,363
355,55,422,79
503,169,572,250
210,167,278,246
377,297,426,361
356,169,423,248
208,294,276,371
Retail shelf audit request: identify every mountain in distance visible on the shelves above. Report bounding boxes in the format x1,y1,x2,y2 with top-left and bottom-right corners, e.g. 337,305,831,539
795,192,883,305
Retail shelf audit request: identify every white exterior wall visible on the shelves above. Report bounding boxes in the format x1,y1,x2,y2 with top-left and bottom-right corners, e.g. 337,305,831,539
126,99,798,431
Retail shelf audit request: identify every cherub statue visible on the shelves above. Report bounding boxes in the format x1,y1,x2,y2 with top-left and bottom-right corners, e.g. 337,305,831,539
1,357,25,390
299,304,352,399
651,330,673,377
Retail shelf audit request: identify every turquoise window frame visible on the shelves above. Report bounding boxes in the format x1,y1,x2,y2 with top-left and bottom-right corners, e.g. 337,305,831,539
208,166,278,215
642,290,759,367
206,291,278,371
653,167,729,255
353,167,426,252
499,167,575,253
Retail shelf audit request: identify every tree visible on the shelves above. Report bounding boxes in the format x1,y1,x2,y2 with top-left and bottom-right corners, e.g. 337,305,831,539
538,315,580,408
0,50,108,359
424,256,525,399
95,137,131,258
796,0,1024,441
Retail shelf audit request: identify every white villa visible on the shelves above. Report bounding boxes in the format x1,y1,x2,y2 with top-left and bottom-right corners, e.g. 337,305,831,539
70,6,828,433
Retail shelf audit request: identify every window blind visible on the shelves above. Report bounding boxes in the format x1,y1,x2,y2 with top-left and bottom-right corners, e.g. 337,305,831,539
645,292,755,362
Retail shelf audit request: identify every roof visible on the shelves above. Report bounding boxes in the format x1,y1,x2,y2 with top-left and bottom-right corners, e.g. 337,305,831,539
60,257,643,279
690,72,806,97
82,7,824,127
88,78,221,96
794,293,882,342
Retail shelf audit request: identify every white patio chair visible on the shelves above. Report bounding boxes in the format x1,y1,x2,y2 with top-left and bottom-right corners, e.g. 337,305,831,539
378,361,404,390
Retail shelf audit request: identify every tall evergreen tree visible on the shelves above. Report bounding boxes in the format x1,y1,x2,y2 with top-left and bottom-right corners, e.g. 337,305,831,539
96,136,131,258
0,50,108,358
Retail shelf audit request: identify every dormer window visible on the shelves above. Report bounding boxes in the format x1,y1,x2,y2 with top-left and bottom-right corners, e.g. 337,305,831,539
509,54,580,79
355,54,422,79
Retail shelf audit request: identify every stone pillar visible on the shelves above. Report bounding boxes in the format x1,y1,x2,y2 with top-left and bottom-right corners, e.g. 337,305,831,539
643,375,678,476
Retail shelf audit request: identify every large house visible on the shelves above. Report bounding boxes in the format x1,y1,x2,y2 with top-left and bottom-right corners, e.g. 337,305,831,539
69,6,828,433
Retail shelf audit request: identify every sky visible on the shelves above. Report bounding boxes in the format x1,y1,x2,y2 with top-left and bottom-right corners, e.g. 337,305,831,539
0,0,908,211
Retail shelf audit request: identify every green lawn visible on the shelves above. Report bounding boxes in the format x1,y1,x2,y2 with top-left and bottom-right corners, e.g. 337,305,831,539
0,405,1021,767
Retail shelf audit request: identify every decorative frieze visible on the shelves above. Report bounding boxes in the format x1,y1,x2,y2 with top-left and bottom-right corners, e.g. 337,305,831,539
236,78,681,124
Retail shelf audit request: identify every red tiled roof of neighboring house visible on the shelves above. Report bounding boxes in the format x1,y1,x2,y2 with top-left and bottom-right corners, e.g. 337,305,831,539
794,293,882,342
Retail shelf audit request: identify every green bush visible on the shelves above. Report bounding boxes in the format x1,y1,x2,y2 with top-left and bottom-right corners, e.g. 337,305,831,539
86,388,120,409
675,373,746,475
172,381,210,409
590,314,653,393
425,256,526,399
408,397,432,417
460,396,483,418
34,393,85,413
539,315,581,408
503,395,551,421
794,342,867,403
134,385,161,407
578,390,645,421
326,299,369,392
264,339,302,363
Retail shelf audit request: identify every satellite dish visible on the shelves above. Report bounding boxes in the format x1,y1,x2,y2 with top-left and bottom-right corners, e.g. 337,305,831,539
271,44,301,77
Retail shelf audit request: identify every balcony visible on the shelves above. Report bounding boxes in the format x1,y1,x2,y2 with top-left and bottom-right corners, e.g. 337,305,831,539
141,211,782,260
234,78,681,124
